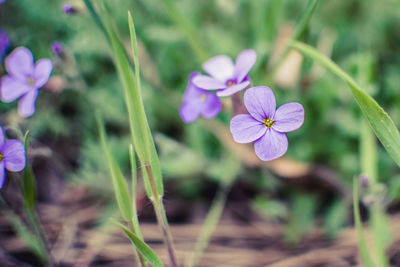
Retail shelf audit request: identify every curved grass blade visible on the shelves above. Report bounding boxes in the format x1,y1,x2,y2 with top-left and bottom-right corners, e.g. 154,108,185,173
23,131,36,212
97,115,132,221
114,221,164,267
291,41,400,167
353,177,375,267
99,4,163,196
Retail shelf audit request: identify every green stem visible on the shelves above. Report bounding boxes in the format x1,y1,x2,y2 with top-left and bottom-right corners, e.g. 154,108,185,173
145,165,178,267
15,176,52,264
353,176,375,267
268,0,319,80
185,185,230,267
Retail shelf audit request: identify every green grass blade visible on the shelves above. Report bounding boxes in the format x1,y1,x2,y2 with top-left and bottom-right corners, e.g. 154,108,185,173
99,4,163,196
114,221,164,267
82,0,108,38
129,145,144,241
23,131,36,212
97,115,132,221
269,0,319,77
353,176,375,267
291,41,400,167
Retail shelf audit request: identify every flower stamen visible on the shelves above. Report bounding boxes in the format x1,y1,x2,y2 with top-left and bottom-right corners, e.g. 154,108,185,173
0,152,3,162
263,118,274,128
200,94,206,102
226,80,236,87
28,77,35,86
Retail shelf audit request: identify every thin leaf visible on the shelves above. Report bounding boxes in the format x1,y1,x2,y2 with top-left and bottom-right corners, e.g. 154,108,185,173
99,4,163,196
129,145,143,241
114,221,164,267
353,176,375,267
22,131,36,212
97,115,132,221
291,41,400,167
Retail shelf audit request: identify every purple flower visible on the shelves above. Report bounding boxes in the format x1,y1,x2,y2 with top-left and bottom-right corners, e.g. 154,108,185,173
51,42,64,58
180,72,222,123
192,50,256,97
0,127,26,188
0,0,6,4
62,4,77,14
230,86,304,161
0,30,10,62
0,47,53,117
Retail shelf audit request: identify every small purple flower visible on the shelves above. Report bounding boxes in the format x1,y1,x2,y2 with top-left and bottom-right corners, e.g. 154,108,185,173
230,86,304,161
62,4,77,14
0,30,10,62
192,50,256,97
0,127,26,188
180,72,222,123
51,42,64,58
0,47,53,117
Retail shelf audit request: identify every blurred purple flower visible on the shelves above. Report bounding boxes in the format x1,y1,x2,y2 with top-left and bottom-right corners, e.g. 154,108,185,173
230,86,304,161
180,72,222,123
51,42,64,58
0,126,26,188
0,0,6,4
62,4,77,14
192,50,256,97
0,47,53,117
0,30,10,62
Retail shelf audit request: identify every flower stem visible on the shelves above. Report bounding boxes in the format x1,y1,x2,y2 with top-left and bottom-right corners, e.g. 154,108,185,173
145,165,178,267
185,184,230,267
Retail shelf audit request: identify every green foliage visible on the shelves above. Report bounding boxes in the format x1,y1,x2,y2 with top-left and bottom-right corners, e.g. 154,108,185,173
97,116,132,221
291,41,400,168
114,221,164,267
22,131,36,212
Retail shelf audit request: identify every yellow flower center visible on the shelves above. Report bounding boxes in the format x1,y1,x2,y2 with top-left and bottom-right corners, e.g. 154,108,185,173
28,77,35,86
263,118,274,128
200,94,206,102
0,152,3,162
227,80,236,86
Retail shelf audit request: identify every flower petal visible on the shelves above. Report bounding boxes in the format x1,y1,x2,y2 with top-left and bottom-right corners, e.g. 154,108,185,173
273,102,305,133
234,49,257,83
5,47,34,80
2,140,26,172
0,75,32,102
179,100,202,123
201,93,222,118
192,75,226,90
0,162,5,189
230,114,267,144
18,89,38,117
216,81,250,97
202,55,234,81
0,127,4,146
254,129,288,161
33,58,52,88
244,86,276,122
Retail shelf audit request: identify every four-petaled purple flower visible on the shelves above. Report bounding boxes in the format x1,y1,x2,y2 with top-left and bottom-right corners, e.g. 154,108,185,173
0,30,10,62
180,72,222,123
1,47,52,117
0,126,26,188
192,50,256,97
230,86,304,161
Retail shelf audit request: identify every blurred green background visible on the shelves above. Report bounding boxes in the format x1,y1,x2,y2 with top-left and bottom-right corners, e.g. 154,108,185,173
1,0,400,242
